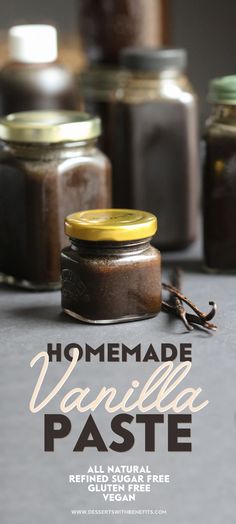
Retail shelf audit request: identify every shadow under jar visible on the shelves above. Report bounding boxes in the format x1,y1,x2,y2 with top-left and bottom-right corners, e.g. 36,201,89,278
61,209,161,324
0,111,111,289
204,76,236,272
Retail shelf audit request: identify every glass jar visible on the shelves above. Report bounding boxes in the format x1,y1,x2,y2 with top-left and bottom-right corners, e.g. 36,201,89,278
61,209,161,324
114,48,200,250
204,76,236,272
79,68,124,159
77,0,166,65
0,25,80,115
0,111,112,289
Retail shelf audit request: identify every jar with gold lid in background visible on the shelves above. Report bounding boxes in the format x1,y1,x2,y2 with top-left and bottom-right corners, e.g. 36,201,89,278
0,111,112,289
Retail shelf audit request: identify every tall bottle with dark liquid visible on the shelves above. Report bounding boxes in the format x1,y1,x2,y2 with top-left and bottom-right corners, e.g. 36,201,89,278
0,25,79,114
77,0,166,65
114,48,200,251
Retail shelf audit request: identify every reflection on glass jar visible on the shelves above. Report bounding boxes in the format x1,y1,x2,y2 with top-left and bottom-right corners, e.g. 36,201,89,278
61,209,162,324
204,76,236,272
0,111,112,289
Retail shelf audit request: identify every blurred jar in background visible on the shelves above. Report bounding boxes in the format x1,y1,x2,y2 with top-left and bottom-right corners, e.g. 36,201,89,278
113,48,199,251
78,68,128,161
77,0,167,65
0,111,112,289
0,25,79,115
204,76,236,272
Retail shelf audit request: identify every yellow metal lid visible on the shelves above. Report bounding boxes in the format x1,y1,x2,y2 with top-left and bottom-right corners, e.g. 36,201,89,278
0,111,101,143
65,209,158,242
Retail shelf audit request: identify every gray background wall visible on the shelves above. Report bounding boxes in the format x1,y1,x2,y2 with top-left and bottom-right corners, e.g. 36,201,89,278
170,0,236,123
0,0,77,33
0,0,235,123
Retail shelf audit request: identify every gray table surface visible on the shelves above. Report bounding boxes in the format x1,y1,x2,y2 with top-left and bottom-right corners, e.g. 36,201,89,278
1,236,236,524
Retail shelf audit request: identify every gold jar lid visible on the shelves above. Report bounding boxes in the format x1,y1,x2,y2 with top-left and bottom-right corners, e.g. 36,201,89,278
65,209,158,242
0,111,101,143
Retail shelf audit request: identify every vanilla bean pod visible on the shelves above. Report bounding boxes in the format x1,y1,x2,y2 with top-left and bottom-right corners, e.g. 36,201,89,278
184,312,217,330
169,268,193,331
162,282,217,322
161,269,217,331
161,301,217,331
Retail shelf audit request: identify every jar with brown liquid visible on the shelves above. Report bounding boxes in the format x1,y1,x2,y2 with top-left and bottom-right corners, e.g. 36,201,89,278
0,25,79,115
61,209,161,324
0,111,111,289
78,69,123,159
204,76,236,272
77,0,166,65
114,48,200,251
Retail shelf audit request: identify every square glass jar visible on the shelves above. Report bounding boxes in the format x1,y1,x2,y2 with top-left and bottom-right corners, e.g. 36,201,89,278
61,209,162,324
0,111,112,289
